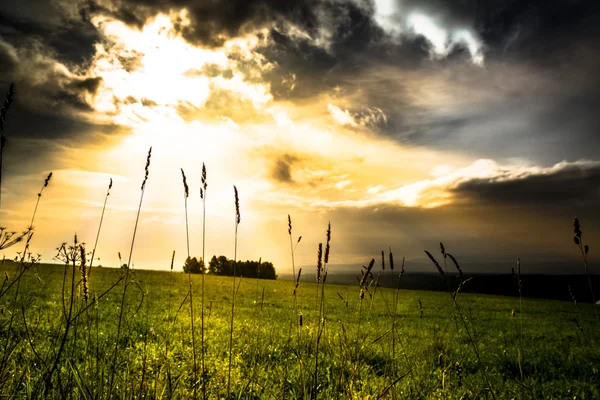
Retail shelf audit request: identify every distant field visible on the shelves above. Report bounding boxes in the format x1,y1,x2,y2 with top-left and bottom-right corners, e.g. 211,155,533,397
1,262,599,399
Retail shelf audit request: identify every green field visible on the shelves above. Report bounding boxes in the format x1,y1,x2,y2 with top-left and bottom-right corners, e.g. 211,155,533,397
1,261,599,399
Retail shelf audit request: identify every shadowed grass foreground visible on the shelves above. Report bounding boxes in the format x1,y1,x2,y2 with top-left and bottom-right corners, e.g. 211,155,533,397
1,262,599,399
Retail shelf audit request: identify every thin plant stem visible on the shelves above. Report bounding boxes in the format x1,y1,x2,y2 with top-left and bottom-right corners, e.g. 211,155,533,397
108,147,151,399
227,186,240,396
88,179,112,278
200,164,207,400
181,168,197,398
579,244,600,321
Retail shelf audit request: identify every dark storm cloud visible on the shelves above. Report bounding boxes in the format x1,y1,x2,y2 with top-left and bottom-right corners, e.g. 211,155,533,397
88,0,321,47
0,0,101,65
0,0,113,148
451,162,600,207
271,154,299,184
1,0,599,161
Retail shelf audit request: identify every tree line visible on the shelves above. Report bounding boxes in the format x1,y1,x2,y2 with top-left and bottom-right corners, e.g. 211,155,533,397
182,255,277,279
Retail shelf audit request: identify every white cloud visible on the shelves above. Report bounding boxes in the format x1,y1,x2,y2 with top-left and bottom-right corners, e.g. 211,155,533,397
327,104,358,126
373,1,485,65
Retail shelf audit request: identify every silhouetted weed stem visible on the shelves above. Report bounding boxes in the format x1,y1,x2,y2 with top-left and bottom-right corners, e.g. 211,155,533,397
314,222,331,399
88,178,112,279
200,162,207,400
573,217,599,321
108,147,151,398
227,185,240,396
0,83,15,208
181,168,198,398
425,250,497,400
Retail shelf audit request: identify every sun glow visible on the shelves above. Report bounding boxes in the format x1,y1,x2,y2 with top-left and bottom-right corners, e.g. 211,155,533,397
88,12,273,125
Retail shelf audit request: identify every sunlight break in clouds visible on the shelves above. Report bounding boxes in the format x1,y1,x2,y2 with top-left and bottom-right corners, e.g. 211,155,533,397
89,11,273,125
327,104,357,127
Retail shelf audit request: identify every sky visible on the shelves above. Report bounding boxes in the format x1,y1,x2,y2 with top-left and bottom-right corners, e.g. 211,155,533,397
0,0,599,274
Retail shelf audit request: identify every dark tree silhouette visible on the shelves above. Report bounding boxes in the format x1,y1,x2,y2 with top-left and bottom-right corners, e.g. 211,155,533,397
183,256,206,274
208,255,276,279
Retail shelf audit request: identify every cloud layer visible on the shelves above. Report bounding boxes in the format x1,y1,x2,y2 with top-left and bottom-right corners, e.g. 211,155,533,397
0,0,599,272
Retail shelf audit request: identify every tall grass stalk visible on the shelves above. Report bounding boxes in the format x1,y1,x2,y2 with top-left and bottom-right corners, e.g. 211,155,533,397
425,250,497,400
29,172,52,231
511,258,525,397
88,178,112,278
0,172,50,381
314,222,331,398
0,173,51,300
227,185,241,395
573,218,600,321
200,163,207,399
349,259,375,392
285,214,303,398
181,168,197,398
0,83,15,208
36,237,84,396
166,250,175,357
287,218,302,341
108,147,151,398
391,250,404,367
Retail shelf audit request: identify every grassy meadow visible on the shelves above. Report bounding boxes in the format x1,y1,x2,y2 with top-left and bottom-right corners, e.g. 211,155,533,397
1,260,599,399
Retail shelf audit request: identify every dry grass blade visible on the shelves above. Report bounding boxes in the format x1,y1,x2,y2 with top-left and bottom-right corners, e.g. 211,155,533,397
227,185,241,396
572,217,599,321
88,178,112,279
447,253,463,281
0,83,15,208
108,146,152,397
377,368,414,399
316,243,323,282
324,222,331,265
424,250,445,282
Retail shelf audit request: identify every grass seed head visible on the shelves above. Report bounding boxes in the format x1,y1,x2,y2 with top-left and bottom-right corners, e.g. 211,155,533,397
180,168,189,198
424,250,445,282
389,246,394,271
288,215,292,235
440,242,446,258
234,185,240,224
80,245,89,301
141,147,152,191
359,258,375,288
201,163,207,190
44,172,52,188
316,243,323,282
293,268,302,295
324,222,331,264
447,253,463,280
0,83,15,134
573,217,583,246
200,163,207,199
